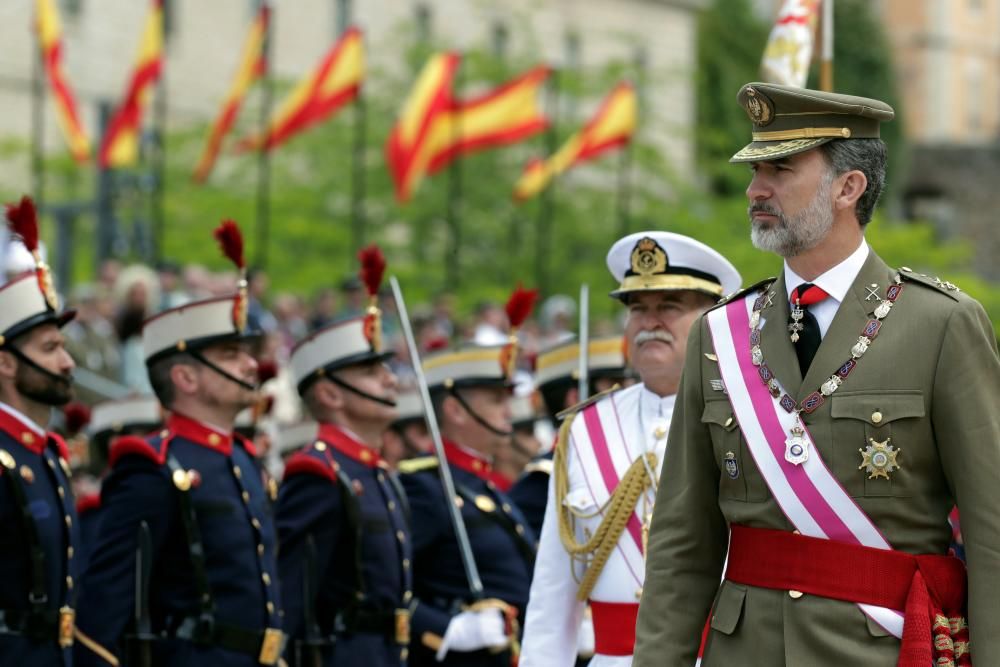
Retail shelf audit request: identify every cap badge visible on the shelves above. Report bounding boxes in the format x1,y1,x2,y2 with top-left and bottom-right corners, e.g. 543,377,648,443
744,87,774,127
630,237,668,277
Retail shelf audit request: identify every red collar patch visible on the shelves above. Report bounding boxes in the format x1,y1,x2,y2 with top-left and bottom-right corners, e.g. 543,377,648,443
317,422,384,468
0,405,47,455
167,413,233,456
443,439,493,481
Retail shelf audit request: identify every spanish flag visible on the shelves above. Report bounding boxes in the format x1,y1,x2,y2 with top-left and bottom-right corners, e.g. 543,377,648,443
193,3,269,182
513,81,637,202
385,52,460,203
35,0,90,163
425,65,550,175
239,27,363,151
761,0,821,87
98,0,163,168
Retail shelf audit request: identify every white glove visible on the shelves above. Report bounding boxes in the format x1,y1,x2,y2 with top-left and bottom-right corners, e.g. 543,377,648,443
576,612,595,657
435,608,508,660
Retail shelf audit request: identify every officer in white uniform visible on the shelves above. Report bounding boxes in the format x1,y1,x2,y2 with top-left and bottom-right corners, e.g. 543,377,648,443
519,231,740,667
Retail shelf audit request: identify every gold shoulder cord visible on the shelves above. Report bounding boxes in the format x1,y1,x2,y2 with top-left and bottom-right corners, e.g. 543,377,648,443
554,415,657,601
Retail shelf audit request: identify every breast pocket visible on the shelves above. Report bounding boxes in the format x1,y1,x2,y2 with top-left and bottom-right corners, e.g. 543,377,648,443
702,400,765,502
830,391,926,498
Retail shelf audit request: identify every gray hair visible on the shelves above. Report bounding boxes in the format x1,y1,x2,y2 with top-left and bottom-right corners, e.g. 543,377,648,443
819,138,888,226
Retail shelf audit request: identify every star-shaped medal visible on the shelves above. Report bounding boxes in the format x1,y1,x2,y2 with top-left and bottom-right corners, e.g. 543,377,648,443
858,437,901,480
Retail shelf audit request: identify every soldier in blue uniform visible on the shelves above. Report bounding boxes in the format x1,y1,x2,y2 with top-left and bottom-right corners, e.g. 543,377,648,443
399,342,537,667
509,336,632,538
74,396,163,574
74,221,285,667
276,246,412,666
0,196,80,666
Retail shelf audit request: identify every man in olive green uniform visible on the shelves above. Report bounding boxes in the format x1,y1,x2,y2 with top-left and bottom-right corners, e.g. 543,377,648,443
634,82,1000,666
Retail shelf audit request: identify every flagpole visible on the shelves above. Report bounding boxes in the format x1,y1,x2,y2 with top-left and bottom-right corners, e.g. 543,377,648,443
31,19,46,213
444,55,463,291
151,22,167,262
254,2,274,270
534,69,559,298
820,0,834,92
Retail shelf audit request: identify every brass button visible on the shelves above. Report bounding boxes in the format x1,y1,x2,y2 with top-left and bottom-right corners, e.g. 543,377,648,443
233,466,243,479
502,503,512,513
262,573,271,585
22,432,35,445
472,461,482,471
251,518,261,530
403,591,413,603
314,441,327,452
68,546,74,559
65,516,72,528
401,648,409,661
160,430,170,438
388,501,396,511
57,487,65,499
724,417,734,428
377,472,385,482
267,602,274,614
635,588,643,600
654,426,667,439
396,530,406,542
789,590,803,599
208,433,221,446
66,576,74,590
257,544,264,557
242,491,250,504
402,559,410,570
515,525,525,535
871,411,883,424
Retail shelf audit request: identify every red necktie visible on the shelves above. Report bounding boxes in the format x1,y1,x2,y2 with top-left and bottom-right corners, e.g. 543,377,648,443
789,283,830,373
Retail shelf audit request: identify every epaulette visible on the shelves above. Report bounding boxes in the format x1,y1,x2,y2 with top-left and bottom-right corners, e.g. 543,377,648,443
707,277,778,313
522,458,554,477
108,434,170,467
398,456,439,475
555,384,622,421
76,493,101,515
283,448,339,483
897,267,962,301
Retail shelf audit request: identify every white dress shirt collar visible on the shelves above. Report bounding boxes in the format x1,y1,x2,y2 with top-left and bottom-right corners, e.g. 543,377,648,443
784,240,869,306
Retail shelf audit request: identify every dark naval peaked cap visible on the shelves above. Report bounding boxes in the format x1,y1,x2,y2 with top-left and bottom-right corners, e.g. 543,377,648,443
730,82,895,163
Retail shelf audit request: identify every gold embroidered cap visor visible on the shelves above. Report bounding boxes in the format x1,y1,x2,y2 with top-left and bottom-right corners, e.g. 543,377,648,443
729,82,895,163
606,231,742,301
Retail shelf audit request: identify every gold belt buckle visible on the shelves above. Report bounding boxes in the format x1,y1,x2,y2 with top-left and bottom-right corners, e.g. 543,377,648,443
394,609,411,646
58,606,75,648
258,627,285,666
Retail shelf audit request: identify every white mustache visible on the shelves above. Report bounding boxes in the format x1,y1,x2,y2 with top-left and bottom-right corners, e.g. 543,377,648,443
634,330,674,346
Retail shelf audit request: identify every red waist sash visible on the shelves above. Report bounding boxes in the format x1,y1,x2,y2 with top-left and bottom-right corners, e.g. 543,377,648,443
590,601,638,656
725,524,970,666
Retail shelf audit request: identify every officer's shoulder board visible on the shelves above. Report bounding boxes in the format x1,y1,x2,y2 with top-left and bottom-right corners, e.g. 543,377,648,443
521,457,554,477
397,456,440,475
555,384,623,422
282,445,340,484
108,433,170,468
706,276,778,314
897,267,962,301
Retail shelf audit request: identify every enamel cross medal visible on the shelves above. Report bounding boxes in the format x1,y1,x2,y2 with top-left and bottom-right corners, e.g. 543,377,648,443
788,298,804,343
784,416,809,465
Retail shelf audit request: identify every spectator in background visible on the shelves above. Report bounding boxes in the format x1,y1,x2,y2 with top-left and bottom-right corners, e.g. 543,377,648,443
156,260,188,310
337,275,366,320
309,286,338,331
63,283,122,404
247,267,277,333
432,292,456,340
273,292,309,357
472,300,507,345
182,263,212,299
113,264,159,394
539,294,576,346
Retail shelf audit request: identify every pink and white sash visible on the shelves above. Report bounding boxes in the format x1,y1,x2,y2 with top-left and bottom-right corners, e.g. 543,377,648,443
567,385,647,585
705,294,905,638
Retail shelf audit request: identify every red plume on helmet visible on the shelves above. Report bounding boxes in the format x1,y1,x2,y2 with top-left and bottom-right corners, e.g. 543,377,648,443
256,358,278,384
357,244,387,353
501,284,539,379
63,401,92,436
213,219,249,332
5,194,58,310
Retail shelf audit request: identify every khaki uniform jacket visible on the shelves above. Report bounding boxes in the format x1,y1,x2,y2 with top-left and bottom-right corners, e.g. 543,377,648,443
633,251,1000,666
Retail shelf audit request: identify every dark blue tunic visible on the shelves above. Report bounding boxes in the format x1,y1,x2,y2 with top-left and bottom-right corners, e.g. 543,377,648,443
276,423,411,667
400,441,536,667
74,412,282,667
0,405,79,667
508,451,554,542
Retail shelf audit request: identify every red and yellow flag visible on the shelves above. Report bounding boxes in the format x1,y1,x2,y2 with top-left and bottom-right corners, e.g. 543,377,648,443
35,0,90,163
98,0,163,168
239,27,364,152
513,81,637,202
425,66,550,175
192,3,269,182
385,52,460,203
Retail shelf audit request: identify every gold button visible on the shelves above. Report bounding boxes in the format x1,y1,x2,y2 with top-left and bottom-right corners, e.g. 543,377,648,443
22,432,35,445
160,430,170,438
401,648,409,661
314,442,327,452
65,516,72,528
654,427,667,439
208,433,221,446
388,501,396,511
251,518,261,530
396,530,405,542
789,590,803,599
242,491,250,503
871,411,883,424
502,503,512,513
724,417,734,428
233,466,243,479
515,525,525,535
377,472,385,482
402,559,410,569
454,497,464,509
361,450,372,462
635,588,643,600
262,573,271,585
403,591,413,603
66,576,73,590
267,602,275,614
68,546,74,559
46,458,55,469
472,461,481,471
257,544,264,557
57,487,65,499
